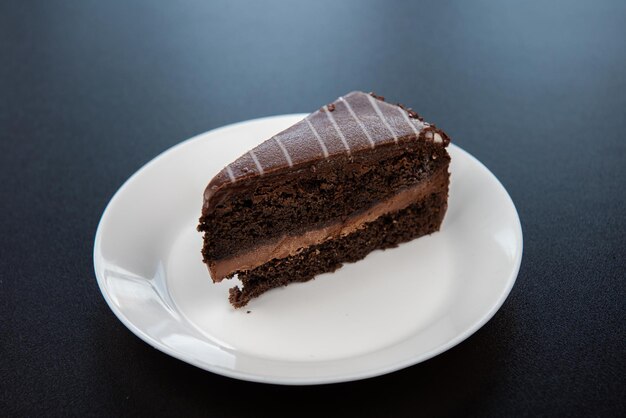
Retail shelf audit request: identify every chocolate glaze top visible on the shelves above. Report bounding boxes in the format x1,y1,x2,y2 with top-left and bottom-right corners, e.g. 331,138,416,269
203,91,451,211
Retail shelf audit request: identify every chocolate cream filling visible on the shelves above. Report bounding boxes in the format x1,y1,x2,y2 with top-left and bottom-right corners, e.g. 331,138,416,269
209,168,448,281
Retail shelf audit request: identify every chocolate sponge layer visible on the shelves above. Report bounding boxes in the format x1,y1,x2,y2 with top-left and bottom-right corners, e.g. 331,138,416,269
228,186,448,308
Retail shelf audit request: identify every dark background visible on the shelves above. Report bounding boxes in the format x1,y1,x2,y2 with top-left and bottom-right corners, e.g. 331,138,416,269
2,0,625,416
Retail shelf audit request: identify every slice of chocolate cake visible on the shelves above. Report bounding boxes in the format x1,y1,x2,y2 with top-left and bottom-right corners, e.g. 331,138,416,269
198,91,451,307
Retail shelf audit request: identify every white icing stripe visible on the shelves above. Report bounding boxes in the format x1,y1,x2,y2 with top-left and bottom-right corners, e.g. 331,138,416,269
367,95,398,143
396,107,421,136
324,105,351,154
340,96,375,148
274,136,293,167
248,150,264,175
225,165,235,183
305,117,329,158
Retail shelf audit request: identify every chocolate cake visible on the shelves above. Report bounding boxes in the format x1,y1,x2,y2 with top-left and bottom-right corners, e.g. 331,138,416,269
198,91,451,307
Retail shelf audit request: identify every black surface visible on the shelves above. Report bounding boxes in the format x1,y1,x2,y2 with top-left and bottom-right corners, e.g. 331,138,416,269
1,1,625,416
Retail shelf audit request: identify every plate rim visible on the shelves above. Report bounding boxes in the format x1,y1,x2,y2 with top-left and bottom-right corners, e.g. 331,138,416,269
94,114,523,385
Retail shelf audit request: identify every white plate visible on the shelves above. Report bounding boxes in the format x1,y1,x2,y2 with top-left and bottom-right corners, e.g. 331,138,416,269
94,114,522,385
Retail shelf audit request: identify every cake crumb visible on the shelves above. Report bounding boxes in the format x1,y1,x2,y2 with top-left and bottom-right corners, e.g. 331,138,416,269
327,103,336,112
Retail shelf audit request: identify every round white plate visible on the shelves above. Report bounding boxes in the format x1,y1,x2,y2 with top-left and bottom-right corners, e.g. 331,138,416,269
94,114,522,385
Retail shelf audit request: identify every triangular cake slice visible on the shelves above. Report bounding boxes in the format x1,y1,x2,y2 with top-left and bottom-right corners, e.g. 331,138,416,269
198,91,451,307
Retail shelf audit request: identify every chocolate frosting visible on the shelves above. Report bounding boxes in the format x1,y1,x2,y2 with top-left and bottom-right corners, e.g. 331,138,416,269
202,91,450,211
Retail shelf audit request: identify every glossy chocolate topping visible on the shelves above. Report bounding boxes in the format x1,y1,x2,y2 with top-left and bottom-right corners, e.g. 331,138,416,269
202,91,450,211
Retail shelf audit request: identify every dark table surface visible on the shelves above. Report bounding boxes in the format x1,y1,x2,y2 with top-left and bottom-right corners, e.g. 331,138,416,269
2,1,625,416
